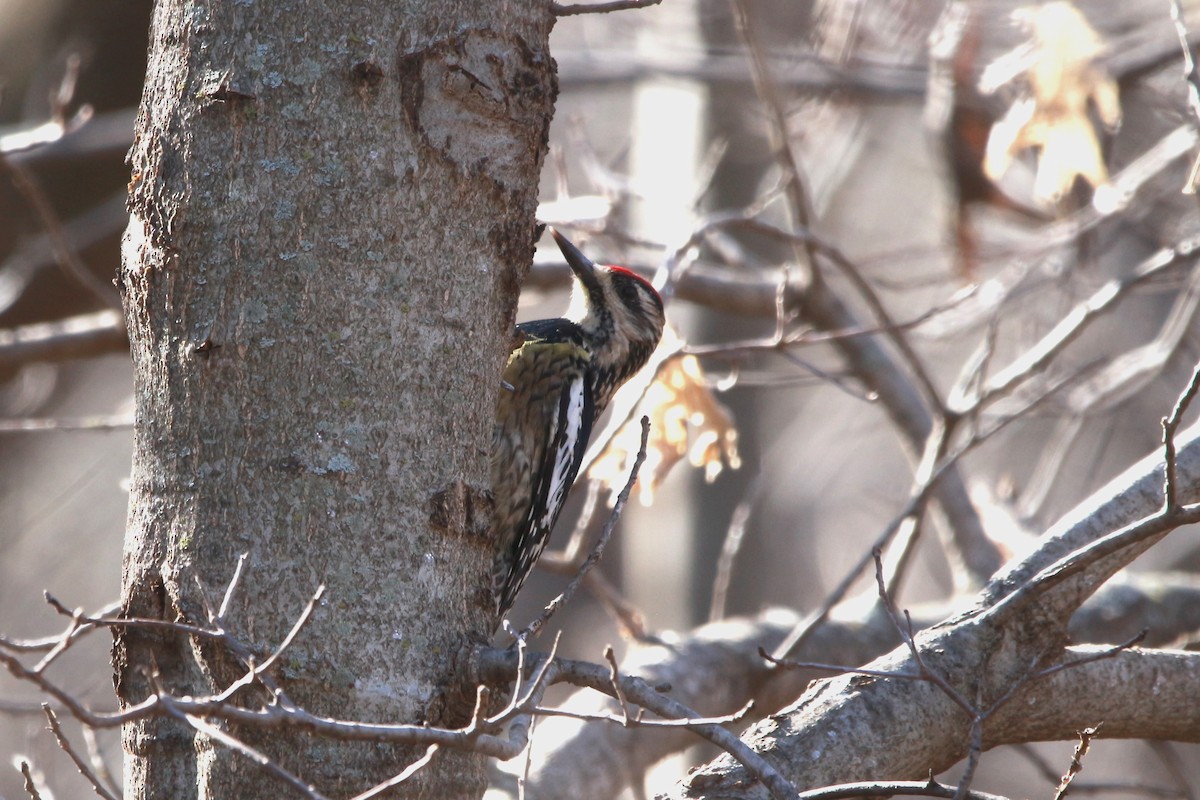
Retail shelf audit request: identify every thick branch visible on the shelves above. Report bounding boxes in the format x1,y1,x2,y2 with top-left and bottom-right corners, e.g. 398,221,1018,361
670,646,1200,799
977,420,1200,616
0,310,127,369
515,568,1200,800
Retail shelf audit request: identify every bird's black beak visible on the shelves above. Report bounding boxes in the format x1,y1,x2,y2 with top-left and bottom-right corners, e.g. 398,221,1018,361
549,228,601,297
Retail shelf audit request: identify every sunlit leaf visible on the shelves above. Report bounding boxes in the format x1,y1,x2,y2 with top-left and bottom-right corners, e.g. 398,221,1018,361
588,328,741,505
982,1,1120,207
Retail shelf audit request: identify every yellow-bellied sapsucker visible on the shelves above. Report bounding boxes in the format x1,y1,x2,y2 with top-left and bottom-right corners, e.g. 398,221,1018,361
491,228,665,624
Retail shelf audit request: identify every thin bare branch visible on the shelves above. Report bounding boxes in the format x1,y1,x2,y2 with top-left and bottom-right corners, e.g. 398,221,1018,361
728,0,818,275
1012,743,1182,798
218,552,251,623
536,700,754,729
551,0,661,16
974,242,1200,410
987,502,1200,622
1162,363,1200,511
793,778,1010,800
873,550,975,717
178,710,328,800
0,310,128,370
349,745,439,800
709,473,761,622
0,414,134,434
760,648,923,682
0,154,121,310
1169,0,1200,192
252,584,325,677
79,726,120,800
18,759,44,800
603,646,634,725
1054,725,1103,800
42,706,120,800
0,602,120,654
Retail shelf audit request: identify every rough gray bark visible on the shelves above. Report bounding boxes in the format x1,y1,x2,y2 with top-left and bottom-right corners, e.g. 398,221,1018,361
115,1,555,797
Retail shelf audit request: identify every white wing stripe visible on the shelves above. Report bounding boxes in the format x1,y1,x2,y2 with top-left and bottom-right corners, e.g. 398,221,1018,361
540,375,586,531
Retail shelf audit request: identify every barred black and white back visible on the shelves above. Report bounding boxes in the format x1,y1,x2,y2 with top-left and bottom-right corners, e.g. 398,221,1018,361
489,230,665,626
491,323,594,618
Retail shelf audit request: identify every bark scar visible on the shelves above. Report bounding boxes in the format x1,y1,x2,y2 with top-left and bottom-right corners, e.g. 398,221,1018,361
428,479,494,541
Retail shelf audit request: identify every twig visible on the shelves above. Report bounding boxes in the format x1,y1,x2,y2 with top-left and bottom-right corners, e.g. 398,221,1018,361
792,778,1010,800
603,646,635,725
480,647,798,799
34,604,87,673
0,309,127,370
682,277,980,356
0,601,120,653
871,551,984,800
774,362,1083,662
0,414,134,433
670,213,946,414
350,745,439,800
956,709,985,800
1161,362,1200,511
174,709,328,800
0,59,90,156
537,700,754,729
871,542,1144,800
816,238,945,415
881,416,951,598
218,552,251,622
44,593,225,643
42,706,120,800
586,570,657,641
552,0,661,15
769,548,878,663
0,189,127,318
17,760,44,800
709,474,761,622
873,551,975,716
488,636,533,729
975,241,1200,409
80,726,121,800
1168,0,1200,192
0,629,532,757
729,0,819,276
248,585,325,677
518,714,537,800
1054,725,1102,800
0,153,121,310
771,456,953,663
569,662,796,800
489,635,562,759
1012,743,1181,798
1021,632,1145,686
759,648,923,682
986,502,1200,622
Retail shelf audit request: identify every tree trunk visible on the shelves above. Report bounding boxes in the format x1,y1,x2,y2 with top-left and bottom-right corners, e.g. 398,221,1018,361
115,1,555,796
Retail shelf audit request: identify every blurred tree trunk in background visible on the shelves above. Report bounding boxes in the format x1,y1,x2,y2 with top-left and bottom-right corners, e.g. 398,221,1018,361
115,1,555,796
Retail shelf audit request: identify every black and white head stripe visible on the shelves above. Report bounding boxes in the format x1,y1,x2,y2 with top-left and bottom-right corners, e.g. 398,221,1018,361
550,228,664,347
604,264,663,335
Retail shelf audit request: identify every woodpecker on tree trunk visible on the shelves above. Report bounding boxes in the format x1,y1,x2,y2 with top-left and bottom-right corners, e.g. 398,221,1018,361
490,228,665,626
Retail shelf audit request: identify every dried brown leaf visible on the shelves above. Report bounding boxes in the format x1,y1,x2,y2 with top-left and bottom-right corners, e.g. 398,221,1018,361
983,1,1121,207
588,329,740,505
